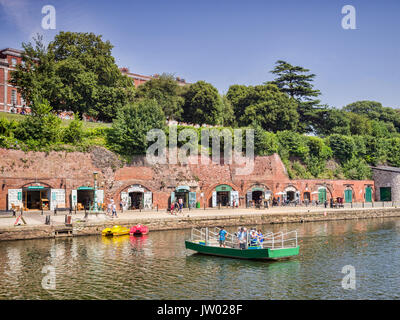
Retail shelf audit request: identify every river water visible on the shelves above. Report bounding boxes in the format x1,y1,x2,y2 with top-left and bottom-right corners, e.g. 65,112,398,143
0,217,399,300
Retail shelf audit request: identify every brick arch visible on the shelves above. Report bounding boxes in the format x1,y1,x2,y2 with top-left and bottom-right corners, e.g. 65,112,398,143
204,182,241,206
313,184,334,199
20,181,54,189
113,181,155,202
343,185,356,202
242,182,273,194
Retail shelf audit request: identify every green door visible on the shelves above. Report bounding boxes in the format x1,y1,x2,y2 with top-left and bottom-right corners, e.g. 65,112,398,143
344,189,352,203
380,187,392,201
318,189,326,203
365,187,372,202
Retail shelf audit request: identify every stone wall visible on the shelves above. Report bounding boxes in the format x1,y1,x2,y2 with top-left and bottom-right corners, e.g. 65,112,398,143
1,208,400,241
372,168,400,201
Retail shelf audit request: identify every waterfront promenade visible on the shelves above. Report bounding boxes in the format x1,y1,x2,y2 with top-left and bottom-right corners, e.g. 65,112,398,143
0,203,400,228
1,203,400,241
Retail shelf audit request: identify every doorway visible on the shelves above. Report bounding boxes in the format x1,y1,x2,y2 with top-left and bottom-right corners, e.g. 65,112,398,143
22,187,50,210
217,191,230,206
77,189,94,209
129,192,143,209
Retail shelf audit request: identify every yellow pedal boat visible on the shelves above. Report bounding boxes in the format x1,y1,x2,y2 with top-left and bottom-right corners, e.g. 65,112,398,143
102,225,130,237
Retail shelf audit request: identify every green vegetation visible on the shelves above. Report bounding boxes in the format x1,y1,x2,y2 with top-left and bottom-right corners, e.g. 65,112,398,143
3,31,400,180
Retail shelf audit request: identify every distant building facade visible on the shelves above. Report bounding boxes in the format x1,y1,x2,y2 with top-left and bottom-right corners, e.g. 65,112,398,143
0,48,27,113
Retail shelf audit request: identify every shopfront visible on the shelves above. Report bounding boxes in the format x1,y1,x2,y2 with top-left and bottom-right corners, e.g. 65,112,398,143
71,187,104,210
8,184,66,211
121,184,152,210
246,185,272,207
171,186,196,208
284,186,300,203
211,184,239,207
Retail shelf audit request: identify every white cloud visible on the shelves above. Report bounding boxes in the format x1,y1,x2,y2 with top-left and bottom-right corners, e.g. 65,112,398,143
0,0,42,39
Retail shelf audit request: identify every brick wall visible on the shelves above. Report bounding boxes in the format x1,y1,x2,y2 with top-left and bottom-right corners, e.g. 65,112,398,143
0,147,375,210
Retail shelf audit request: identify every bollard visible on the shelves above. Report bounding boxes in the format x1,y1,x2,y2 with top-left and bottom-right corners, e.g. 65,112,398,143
67,215,72,224
65,214,67,223
45,215,50,225
54,209,57,216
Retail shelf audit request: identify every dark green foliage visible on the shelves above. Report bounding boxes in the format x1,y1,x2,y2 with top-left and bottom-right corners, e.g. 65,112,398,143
342,157,372,180
106,99,166,156
11,32,135,122
181,81,223,125
327,134,355,164
136,73,184,120
14,98,62,147
62,115,84,144
268,60,321,133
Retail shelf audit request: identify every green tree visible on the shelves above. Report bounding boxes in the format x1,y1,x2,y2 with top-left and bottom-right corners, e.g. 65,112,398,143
326,134,355,164
342,157,372,180
312,107,351,136
106,99,166,155
268,60,321,133
181,81,223,125
136,73,184,121
15,97,62,146
220,95,235,126
62,114,84,144
11,32,135,122
241,84,299,131
226,84,252,122
254,126,279,156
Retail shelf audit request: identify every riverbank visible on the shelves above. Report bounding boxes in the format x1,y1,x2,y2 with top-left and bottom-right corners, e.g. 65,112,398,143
1,206,400,241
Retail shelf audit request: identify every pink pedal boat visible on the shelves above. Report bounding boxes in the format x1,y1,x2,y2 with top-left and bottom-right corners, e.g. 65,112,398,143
130,224,149,236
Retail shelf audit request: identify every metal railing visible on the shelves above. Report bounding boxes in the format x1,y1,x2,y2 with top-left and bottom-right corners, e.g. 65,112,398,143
190,227,298,250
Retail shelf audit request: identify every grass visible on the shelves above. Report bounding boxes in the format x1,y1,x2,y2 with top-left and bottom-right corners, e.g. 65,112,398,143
0,112,112,129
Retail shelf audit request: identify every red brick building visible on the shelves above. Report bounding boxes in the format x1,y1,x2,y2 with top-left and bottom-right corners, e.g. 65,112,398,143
0,48,27,113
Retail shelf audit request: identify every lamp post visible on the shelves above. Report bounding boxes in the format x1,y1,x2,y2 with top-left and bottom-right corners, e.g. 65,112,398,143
93,172,98,212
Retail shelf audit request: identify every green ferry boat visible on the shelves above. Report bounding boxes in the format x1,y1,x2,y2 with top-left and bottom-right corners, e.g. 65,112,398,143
185,227,300,260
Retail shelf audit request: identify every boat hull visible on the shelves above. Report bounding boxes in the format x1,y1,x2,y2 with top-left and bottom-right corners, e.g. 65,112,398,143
185,240,299,260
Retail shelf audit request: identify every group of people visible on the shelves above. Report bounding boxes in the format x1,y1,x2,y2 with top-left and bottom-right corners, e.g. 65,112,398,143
218,226,264,249
170,198,184,215
106,199,118,218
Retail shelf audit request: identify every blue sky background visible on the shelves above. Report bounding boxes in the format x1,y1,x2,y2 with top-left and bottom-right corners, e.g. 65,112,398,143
0,0,399,109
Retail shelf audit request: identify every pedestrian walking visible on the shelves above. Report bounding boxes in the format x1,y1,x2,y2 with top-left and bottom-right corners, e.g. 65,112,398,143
112,203,118,218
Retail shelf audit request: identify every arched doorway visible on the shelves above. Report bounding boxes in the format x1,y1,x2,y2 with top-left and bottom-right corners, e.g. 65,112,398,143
246,184,272,207
120,184,152,210
210,184,238,207
344,187,353,203
284,186,299,203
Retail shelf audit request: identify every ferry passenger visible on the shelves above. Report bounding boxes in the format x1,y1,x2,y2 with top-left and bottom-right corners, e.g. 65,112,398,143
218,227,227,248
257,230,264,246
238,227,246,249
250,230,258,246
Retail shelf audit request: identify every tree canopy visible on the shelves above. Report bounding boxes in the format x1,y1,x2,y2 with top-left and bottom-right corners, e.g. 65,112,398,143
10,32,135,122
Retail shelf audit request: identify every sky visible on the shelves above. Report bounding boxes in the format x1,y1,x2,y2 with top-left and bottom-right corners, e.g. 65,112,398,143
0,0,399,109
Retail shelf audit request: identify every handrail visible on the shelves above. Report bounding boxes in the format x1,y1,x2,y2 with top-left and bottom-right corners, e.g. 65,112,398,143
190,227,298,250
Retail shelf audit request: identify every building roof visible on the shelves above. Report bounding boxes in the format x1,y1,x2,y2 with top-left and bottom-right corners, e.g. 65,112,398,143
371,166,400,173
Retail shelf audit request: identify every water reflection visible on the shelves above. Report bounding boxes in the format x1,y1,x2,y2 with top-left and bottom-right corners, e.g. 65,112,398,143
0,217,399,299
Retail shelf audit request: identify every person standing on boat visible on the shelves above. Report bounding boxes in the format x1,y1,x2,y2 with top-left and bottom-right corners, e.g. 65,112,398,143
237,227,246,249
257,230,264,247
218,227,227,248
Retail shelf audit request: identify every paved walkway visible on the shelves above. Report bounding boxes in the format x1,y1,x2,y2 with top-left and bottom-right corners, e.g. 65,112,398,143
0,204,396,228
